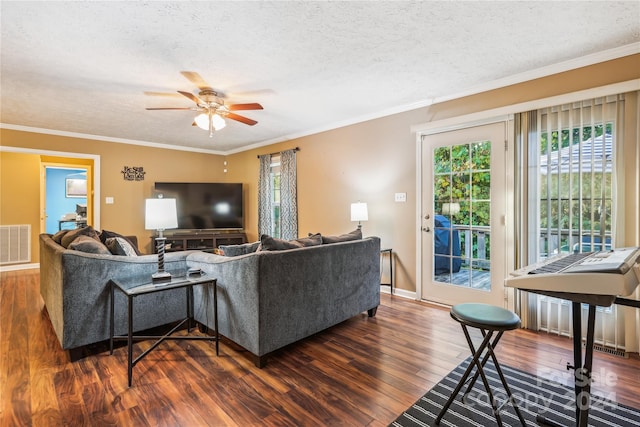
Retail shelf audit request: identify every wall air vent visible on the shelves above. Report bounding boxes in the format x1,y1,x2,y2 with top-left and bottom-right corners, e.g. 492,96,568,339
0,225,31,265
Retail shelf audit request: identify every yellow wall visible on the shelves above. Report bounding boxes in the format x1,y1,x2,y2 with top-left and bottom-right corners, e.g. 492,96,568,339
0,151,41,262
1,54,638,292
1,131,225,260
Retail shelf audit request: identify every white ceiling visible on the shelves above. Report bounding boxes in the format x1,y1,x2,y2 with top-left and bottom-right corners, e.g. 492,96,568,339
1,1,639,154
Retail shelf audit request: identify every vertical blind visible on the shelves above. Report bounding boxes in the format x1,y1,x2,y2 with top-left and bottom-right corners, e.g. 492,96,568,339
523,95,626,351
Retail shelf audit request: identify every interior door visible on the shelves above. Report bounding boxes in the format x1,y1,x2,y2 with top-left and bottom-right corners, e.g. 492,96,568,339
421,122,507,306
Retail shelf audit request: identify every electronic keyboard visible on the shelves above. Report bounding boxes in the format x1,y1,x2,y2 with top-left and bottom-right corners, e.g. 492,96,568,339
505,247,640,297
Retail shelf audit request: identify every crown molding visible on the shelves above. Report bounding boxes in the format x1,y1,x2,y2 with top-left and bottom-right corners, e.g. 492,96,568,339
0,123,226,155
429,42,640,105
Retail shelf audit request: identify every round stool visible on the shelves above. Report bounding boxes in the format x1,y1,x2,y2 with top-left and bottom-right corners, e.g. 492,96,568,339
435,303,526,426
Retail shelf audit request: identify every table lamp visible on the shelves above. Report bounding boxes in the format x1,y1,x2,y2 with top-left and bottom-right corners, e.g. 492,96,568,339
351,202,368,230
145,198,178,283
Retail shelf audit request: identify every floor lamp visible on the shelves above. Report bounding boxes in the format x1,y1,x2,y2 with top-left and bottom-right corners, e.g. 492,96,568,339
145,198,178,283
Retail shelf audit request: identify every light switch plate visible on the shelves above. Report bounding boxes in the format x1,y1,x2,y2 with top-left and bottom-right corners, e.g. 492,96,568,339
106,197,114,204
395,193,407,202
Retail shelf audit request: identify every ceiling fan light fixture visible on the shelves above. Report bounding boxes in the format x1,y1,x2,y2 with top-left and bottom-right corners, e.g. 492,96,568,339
194,112,226,133
194,112,209,130
211,114,226,131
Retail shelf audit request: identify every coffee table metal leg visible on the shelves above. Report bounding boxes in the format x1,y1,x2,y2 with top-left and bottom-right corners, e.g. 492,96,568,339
127,294,133,387
187,287,192,332
214,280,219,356
109,282,114,354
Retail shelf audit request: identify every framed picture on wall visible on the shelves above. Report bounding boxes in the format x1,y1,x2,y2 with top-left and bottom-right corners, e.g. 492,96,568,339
66,178,87,198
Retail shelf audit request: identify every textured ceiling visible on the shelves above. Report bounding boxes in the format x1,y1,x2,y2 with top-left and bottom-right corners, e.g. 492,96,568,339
1,1,639,154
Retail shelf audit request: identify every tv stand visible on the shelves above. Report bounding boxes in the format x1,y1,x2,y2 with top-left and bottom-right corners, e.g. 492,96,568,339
151,232,246,253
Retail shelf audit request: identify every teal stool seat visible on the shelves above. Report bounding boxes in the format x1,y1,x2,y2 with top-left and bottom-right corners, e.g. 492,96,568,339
435,303,526,426
451,303,521,331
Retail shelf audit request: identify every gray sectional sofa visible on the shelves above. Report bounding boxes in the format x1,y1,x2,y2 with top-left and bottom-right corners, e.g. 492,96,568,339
39,232,193,358
188,235,381,367
39,230,381,366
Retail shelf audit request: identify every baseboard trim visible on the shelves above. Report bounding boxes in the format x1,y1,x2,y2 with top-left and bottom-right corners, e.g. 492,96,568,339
0,263,39,272
381,285,417,300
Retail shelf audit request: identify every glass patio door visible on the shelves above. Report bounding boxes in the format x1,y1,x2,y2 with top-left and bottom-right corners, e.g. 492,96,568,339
421,122,507,306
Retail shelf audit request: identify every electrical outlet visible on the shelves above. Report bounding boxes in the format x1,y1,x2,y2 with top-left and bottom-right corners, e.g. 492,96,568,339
395,193,407,202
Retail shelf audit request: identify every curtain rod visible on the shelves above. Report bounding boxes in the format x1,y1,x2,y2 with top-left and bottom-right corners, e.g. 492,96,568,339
257,147,299,158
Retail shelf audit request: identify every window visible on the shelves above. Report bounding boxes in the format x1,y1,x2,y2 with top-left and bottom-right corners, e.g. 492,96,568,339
258,149,298,240
536,100,616,259
521,95,623,344
270,155,282,238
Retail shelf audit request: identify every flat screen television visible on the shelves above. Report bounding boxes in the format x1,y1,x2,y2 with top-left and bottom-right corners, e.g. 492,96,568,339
154,182,243,231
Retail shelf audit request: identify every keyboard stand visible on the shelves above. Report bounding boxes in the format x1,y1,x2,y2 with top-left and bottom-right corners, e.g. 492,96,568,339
522,290,616,427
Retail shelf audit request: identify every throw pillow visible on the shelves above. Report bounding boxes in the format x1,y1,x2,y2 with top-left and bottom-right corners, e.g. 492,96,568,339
259,233,322,251
321,228,362,244
105,237,139,256
99,229,141,255
68,235,111,254
219,241,260,257
60,226,100,248
51,229,69,244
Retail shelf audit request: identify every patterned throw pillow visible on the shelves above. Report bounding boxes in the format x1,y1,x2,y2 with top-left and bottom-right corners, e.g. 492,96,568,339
99,230,141,255
105,237,139,256
258,233,322,251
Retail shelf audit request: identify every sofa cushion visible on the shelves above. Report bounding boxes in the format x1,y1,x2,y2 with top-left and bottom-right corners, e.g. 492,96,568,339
99,229,141,255
321,228,362,244
259,233,322,251
219,241,260,257
51,229,69,244
68,235,111,254
105,237,139,256
60,226,100,248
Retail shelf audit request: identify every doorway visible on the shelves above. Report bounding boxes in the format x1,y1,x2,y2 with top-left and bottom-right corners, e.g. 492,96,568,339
420,121,508,306
39,156,96,235
43,166,90,234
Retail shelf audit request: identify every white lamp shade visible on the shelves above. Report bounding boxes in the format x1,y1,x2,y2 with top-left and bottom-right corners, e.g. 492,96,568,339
145,198,178,230
350,202,368,222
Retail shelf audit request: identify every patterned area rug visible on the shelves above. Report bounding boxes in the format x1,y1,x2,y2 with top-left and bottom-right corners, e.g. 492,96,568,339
390,358,640,426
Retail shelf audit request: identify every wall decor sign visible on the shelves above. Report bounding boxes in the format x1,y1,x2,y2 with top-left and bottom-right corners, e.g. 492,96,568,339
66,178,87,198
121,166,146,181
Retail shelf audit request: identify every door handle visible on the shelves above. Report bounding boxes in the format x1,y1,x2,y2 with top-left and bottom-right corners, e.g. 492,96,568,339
424,214,430,220
422,227,431,233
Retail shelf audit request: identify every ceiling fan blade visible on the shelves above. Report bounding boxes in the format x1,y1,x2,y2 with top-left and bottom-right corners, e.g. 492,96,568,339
225,112,258,126
228,103,264,111
178,90,202,105
146,107,193,110
180,71,211,90
143,91,182,97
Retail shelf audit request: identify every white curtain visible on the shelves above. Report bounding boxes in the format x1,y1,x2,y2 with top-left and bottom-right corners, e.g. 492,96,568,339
258,154,272,237
279,149,298,239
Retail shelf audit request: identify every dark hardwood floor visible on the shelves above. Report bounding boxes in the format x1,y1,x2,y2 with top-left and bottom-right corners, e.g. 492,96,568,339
2,269,639,426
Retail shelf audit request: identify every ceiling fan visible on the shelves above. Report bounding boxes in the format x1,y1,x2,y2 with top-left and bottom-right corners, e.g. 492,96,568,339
146,71,263,137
